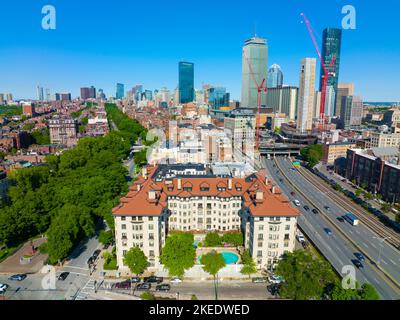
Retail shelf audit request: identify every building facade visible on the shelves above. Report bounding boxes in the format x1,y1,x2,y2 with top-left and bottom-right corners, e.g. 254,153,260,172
116,83,125,100
322,141,356,165
179,61,195,104
113,165,299,271
266,86,298,121
241,37,268,109
335,83,354,117
340,96,363,129
267,64,283,88
49,117,78,146
297,58,316,132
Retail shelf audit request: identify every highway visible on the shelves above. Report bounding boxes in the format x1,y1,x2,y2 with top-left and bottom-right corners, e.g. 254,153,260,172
263,156,400,300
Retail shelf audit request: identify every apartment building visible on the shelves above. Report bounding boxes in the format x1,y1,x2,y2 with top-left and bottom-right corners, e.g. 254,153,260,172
322,141,357,165
48,117,78,146
366,130,400,149
113,165,299,272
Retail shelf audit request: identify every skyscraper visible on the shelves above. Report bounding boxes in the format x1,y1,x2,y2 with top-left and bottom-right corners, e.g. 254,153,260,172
324,85,336,117
266,86,298,120
116,83,124,100
319,28,342,112
335,83,354,117
208,87,230,109
340,95,363,129
45,89,51,101
241,36,268,108
80,87,90,100
178,61,194,104
37,85,44,101
267,64,283,88
297,58,316,132
89,86,96,99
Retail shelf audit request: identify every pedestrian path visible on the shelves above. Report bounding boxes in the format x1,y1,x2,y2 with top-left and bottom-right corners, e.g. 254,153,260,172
75,279,96,300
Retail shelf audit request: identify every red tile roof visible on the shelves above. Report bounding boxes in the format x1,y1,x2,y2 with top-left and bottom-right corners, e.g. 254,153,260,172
112,165,299,218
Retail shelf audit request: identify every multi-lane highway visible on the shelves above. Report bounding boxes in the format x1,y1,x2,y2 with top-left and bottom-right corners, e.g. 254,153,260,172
263,156,400,300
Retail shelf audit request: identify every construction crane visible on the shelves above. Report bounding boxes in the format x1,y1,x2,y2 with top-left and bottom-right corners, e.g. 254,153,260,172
300,13,336,122
242,48,267,150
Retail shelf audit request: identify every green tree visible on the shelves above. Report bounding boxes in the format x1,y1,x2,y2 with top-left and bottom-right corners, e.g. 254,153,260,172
201,250,226,300
160,233,196,277
355,189,363,197
191,294,198,300
275,250,336,300
140,291,155,300
98,230,114,246
359,283,380,300
123,246,148,275
240,250,257,278
204,232,222,247
329,282,360,300
300,144,323,168
221,232,243,246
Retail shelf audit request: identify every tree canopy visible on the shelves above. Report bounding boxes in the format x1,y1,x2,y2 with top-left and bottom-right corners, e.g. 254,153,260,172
300,144,323,168
201,250,226,277
160,232,196,277
240,250,257,277
123,246,148,275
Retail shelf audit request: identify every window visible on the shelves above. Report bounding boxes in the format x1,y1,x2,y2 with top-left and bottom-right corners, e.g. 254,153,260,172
259,225,264,231
285,225,290,230
286,217,290,221
149,224,154,230
121,216,126,221
257,250,262,257
149,217,153,221
121,224,126,230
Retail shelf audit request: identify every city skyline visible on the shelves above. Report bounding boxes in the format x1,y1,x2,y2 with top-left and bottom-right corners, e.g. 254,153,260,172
1,1,400,102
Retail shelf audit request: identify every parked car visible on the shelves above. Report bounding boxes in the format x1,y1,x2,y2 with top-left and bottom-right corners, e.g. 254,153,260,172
324,206,330,211
290,191,296,196
293,200,301,207
130,277,141,283
136,283,151,290
144,276,163,284
9,274,27,281
252,277,268,283
312,208,319,214
324,228,333,236
87,256,95,265
170,277,182,284
303,205,310,211
267,283,280,296
354,253,365,262
92,249,101,259
156,284,171,292
0,283,9,293
352,259,364,269
297,234,305,243
337,217,345,222
114,280,131,289
268,275,284,284
58,272,70,281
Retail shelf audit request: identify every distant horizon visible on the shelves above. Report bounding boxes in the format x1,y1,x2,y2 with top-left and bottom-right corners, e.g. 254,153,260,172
1,0,399,101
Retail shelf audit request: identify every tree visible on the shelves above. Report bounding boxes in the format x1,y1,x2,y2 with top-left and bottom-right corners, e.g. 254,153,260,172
300,144,323,168
201,250,226,300
329,282,360,300
98,230,114,246
204,232,222,247
160,233,196,277
275,250,336,300
140,291,155,300
221,232,243,246
240,250,257,278
359,283,380,300
191,294,198,300
355,189,363,197
123,246,148,275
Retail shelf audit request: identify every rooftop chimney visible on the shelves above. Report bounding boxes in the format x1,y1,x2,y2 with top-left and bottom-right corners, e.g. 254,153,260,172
256,190,264,201
148,190,156,200
142,167,147,179
177,178,182,190
137,184,141,192
272,186,276,194
228,178,232,190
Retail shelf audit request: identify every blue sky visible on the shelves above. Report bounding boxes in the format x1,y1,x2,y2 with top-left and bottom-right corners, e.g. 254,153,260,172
0,0,399,101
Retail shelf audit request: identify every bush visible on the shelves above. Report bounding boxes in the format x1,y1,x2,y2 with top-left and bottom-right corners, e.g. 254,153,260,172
191,294,198,300
140,291,155,300
204,232,222,247
98,230,114,246
221,232,243,246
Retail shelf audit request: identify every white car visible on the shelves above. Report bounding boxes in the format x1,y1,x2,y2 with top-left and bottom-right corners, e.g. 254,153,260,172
268,275,284,284
297,234,305,243
170,277,182,284
0,283,9,293
293,200,301,207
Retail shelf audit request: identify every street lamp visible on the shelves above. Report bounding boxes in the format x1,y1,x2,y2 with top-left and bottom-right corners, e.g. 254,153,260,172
372,236,390,265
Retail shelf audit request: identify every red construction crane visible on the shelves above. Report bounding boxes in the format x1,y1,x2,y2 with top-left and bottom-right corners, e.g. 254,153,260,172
242,48,267,150
300,13,336,121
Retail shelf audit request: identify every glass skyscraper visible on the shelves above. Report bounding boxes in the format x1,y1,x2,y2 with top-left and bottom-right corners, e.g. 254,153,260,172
319,28,342,113
208,87,230,109
116,83,124,100
267,64,283,88
178,61,194,104
241,36,268,109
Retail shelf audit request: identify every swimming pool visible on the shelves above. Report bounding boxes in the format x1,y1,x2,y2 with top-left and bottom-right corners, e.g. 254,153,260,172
198,251,239,265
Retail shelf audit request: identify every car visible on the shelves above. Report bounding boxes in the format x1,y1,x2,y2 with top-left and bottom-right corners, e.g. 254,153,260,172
144,276,163,284
303,205,310,211
0,283,9,293
114,280,131,289
252,277,268,283
297,234,305,243
92,249,101,259
337,217,345,222
324,228,333,235
170,277,182,284
267,283,280,296
290,191,296,196
268,275,284,284
312,208,319,214
9,274,27,281
324,206,330,211
156,284,171,292
354,253,365,262
130,277,141,283
58,272,70,281
136,283,151,290
352,259,364,269
293,200,300,207
87,256,95,265
279,178,283,182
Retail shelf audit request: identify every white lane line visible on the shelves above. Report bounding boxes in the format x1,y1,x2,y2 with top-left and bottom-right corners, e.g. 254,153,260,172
381,259,388,265
370,243,377,249
348,229,353,234
63,266,89,271
373,277,379,283
362,242,369,248
389,259,397,265
64,271,88,276
355,230,360,234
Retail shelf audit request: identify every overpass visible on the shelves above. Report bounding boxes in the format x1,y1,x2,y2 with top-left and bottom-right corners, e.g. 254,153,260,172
259,143,301,157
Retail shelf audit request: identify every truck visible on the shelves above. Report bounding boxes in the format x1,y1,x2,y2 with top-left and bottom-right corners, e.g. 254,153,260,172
344,213,359,226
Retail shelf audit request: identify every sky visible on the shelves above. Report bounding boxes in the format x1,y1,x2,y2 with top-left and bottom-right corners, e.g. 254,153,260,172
0,0,399,102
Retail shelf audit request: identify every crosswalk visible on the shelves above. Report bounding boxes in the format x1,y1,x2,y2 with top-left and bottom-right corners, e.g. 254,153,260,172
75,279,96,300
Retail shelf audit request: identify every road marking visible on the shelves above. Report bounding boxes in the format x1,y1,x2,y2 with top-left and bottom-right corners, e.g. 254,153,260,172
63,266,89,271
65,272,88,276
355,230,360,234
381,259,388,265
348,229,353,234
390,259,397,265
362,242,369,248
371,243,377,249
